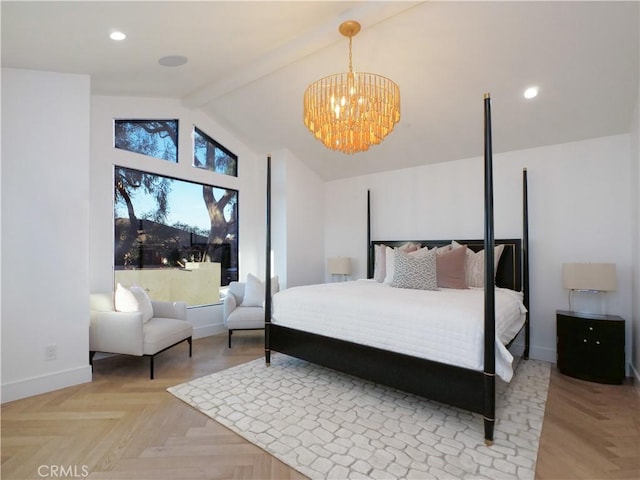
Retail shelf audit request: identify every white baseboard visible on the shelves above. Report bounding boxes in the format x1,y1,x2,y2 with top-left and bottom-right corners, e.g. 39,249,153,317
193,323,226,339
527,345,556,364
511,341,556,364
1,365,92,404
187,304,224,340
630,363,640,394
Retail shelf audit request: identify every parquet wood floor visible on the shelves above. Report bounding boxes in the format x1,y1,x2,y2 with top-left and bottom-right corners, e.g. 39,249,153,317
2,333,638,480
536,369,640,480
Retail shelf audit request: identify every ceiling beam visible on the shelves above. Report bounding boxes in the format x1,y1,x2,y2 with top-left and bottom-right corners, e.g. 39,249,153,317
181,1,422,109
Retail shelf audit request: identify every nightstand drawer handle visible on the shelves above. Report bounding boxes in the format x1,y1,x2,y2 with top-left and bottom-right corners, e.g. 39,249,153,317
583,339,587,343
589,327,593,331
596,341,600,345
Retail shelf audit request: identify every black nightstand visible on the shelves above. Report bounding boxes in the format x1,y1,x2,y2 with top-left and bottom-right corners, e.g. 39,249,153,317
556,310,625,384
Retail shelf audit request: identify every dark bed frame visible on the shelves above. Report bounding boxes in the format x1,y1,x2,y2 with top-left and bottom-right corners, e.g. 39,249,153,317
264,96,530,445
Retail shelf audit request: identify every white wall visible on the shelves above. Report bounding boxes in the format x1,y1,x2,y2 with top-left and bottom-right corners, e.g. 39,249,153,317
630,82,640,384
90,96,268,338
324,135,633,366
1,69,92,402
270,149,325,289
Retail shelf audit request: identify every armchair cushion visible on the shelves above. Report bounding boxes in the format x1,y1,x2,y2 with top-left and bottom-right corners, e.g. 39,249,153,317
143,317,192,355
226,306,264,330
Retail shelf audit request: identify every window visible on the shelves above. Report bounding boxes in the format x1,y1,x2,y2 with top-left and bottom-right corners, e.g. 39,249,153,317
114,166,238,306
193,126,238,176
114,119,179,162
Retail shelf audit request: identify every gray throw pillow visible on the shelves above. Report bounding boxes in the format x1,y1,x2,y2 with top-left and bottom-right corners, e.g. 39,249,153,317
391,248,437,290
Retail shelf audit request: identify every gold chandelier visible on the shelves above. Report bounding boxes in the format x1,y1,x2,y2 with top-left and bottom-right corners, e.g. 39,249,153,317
303,20,401,155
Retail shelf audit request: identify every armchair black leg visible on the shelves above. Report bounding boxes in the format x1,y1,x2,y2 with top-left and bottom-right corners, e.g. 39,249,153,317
89,351,96,367
150,355,155,380
228,330,233,348
188,337,192,357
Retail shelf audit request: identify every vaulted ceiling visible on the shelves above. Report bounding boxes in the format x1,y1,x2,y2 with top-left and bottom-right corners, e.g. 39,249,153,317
2,1,638,180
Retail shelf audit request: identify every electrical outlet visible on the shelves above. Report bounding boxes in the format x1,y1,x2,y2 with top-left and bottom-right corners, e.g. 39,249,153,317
45,344,57,361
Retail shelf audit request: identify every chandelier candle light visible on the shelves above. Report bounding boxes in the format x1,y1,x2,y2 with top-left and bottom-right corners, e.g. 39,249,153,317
303,21,401,154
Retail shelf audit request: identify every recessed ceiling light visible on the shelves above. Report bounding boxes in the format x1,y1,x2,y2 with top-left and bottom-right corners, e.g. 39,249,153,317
524,86,539,99
110,31,126,41
159,55,188,67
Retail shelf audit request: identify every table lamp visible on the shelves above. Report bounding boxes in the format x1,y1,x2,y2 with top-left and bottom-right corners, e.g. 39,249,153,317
327,257,351,282
562,263,617,314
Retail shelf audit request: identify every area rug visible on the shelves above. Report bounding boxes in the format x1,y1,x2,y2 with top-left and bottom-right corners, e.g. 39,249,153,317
168,354,550,479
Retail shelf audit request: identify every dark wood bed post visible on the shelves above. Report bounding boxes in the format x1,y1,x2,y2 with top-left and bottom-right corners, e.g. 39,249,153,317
367,190,373,279
483,93,496,446
265,154,272,366
523,168,530,359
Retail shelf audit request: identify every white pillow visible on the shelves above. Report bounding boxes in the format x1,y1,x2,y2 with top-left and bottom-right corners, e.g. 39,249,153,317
452,241,504,288
383,246,396,284
241,273,265,307
373,244,386,282
269,276,280,296
114,283,139,313
130,285,154,323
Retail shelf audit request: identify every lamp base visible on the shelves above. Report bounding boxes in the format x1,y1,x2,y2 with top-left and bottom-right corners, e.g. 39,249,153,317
568,290,608,315
330,274,348,283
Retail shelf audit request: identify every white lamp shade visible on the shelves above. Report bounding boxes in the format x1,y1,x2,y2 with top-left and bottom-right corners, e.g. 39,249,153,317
562,263,617,291
327,257,351,275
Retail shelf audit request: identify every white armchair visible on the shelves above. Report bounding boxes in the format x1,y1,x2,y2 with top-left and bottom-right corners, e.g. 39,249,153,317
89,292,193,379
223,275,279,347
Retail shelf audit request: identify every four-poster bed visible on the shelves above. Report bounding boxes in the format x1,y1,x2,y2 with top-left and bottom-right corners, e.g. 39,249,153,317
263,95,530,445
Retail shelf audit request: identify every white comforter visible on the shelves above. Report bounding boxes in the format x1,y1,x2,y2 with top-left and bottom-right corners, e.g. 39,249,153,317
272,280,527,382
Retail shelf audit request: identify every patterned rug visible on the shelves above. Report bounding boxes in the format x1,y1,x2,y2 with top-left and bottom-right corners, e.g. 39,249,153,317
168,354,550,479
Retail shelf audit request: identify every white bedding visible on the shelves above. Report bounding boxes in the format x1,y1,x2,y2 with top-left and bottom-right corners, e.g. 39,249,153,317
272,280,527,382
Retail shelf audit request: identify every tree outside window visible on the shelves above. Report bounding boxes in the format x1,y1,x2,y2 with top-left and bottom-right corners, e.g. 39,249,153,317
114,119,179,162
193,126,238,176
